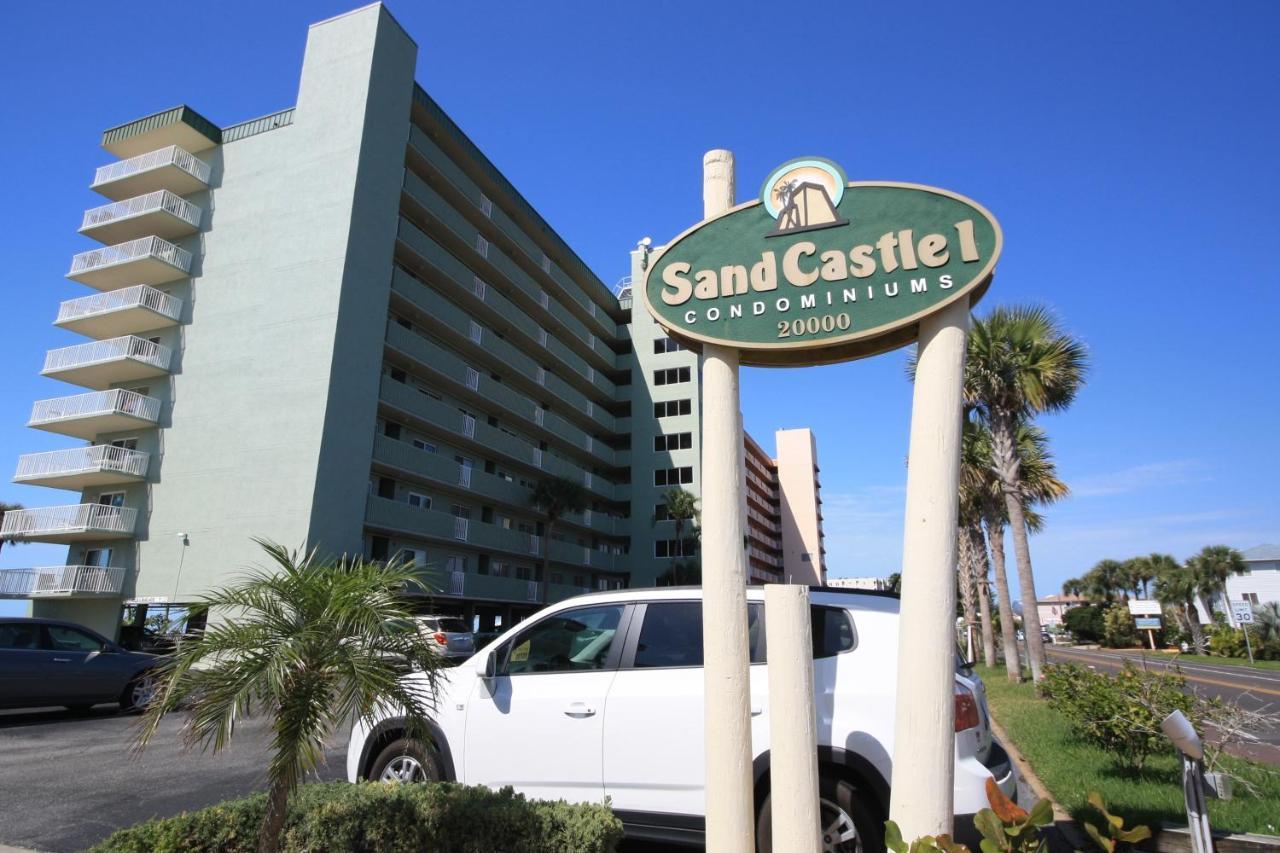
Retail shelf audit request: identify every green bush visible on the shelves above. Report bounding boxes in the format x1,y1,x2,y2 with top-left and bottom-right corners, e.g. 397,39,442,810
91,782,624,853
1208,623,1246,658
1064,605,1105,644
1102,604,1138,648
1039,662,1194,770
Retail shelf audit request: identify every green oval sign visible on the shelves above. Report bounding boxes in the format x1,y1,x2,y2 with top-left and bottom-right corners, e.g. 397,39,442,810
640,159,1002,366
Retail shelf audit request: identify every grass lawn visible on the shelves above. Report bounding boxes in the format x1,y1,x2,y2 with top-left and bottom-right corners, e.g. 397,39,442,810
975,665,1280,836
1160,653,1280,672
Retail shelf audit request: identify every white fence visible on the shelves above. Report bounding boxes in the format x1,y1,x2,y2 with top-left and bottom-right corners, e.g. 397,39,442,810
0,504,137,538
92,145,211,187
57,284,182,326
15,445,149,481
0,566,126,598
69,236,192,276
43,335,171,374
81,190,201,231
29,388,160,426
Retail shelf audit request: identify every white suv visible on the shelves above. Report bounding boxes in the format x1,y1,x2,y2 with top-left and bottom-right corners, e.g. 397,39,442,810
347,587,1016,851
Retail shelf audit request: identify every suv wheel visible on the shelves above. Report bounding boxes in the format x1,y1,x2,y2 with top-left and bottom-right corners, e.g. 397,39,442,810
369,737,441,783
756,772,885,853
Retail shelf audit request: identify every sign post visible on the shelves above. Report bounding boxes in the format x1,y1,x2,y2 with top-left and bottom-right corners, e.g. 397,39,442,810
1232,602,1255,664
1128,600,1162,650
641,153,1002,845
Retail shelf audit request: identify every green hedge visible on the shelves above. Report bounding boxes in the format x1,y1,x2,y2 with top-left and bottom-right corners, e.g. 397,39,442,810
91,781,624,853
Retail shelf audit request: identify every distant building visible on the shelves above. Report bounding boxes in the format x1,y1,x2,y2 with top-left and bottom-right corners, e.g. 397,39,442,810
1037,594,1087,628
1225,544,1280,609
826,577,892,592
742,429,826,586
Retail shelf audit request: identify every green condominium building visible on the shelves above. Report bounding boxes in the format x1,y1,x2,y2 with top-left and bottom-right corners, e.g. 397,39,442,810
0,4,822,640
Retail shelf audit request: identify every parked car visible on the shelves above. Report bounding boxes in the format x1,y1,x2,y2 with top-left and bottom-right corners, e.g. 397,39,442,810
412,615,475,662
0,617,162,713
348,588,1017,850
1040,631,1052,645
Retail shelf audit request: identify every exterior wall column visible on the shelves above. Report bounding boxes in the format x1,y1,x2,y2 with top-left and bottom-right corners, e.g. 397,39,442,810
699,149,755,853
888,297,970,838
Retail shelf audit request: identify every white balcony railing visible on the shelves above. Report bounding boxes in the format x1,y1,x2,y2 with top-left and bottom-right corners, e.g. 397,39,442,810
0,566,126,598
0,504,137,539
69,236,191,278
92,145,211,188
81,190,202,232
526,581,541,602
29,389,161,426
43,335,171,374
15,445,149,482
449,571,465,596
56,284,182,326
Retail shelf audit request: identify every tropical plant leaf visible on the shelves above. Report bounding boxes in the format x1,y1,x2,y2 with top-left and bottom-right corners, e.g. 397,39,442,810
886,819,908,853
1025,797,1053,827
986,777,1029,822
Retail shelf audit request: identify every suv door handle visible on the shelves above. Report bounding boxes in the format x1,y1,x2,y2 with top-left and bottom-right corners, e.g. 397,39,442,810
52,657,72,663
751,705,763,717
563,702,596,718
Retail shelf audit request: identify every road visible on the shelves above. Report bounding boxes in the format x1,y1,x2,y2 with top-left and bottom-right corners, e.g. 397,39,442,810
1043,646,1280,763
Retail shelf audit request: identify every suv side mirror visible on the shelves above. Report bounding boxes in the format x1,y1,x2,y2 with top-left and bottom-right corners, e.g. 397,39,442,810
477,650,497,679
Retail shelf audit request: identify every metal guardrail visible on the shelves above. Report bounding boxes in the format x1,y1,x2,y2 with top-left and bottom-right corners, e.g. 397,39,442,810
29,388,160,425
0,566,125,598
0,504,137,538
43,335,171,374
15,445,149,481
92,145,211,188
69,236,192,277
81,189,201,231
57,284,182,326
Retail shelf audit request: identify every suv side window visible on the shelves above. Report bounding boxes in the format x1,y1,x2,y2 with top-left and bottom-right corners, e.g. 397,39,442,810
44,625,105,652
812,606,856,658
633,602,766,668
502,604,625,675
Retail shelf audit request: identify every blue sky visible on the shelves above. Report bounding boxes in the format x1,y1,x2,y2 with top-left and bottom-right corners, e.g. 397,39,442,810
2,1,1277,617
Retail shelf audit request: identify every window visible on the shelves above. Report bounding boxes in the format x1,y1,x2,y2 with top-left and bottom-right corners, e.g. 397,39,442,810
492,561,510,578
654,504,670,522
653,338,684,354
653,367,691,386
84,548,112,567
110,438,139,451
633,602,766,668
654,399,692,419
654,467,693,486
45,625,105,652
412,439,437,453
1245,593,1260,605
98,492,125,508
655,539,696,558
0,624,39,650
811,607,857,658
408,492,431,510
654,432,693,452
446,555,468,573
502,604,625,675
389,368,407,384
801,552,812,563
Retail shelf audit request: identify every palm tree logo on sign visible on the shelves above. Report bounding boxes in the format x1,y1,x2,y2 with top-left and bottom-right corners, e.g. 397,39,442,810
761,157,850,236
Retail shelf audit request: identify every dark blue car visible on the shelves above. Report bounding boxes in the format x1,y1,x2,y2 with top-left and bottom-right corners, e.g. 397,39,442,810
0,617,162,713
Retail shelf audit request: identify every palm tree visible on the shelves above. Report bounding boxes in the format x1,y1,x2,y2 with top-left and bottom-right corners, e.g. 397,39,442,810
529,476,589,603
137,539,444,853
1152,554,1204,652
960,419,1020,680
1187,545,1247,625
1083,559,1127,604
965,305,1087,682
1061,577,1085,597
1125,556,1156,599
656,488,700,586
1253,601,1280,644
0,501,23,555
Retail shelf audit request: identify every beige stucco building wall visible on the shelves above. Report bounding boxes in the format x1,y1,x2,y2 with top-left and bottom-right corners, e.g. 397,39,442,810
775,427,825,585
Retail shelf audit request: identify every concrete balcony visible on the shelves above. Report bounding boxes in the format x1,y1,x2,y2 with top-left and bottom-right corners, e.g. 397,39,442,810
434,571,542,605
42,336,171,390
0,503,137,543
68,236,191,290
28,389,160,439
0,566,126,599
92,145,212,201
101,106,220,159
80,190,202,244
55,285,182,339
14,445,149,490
